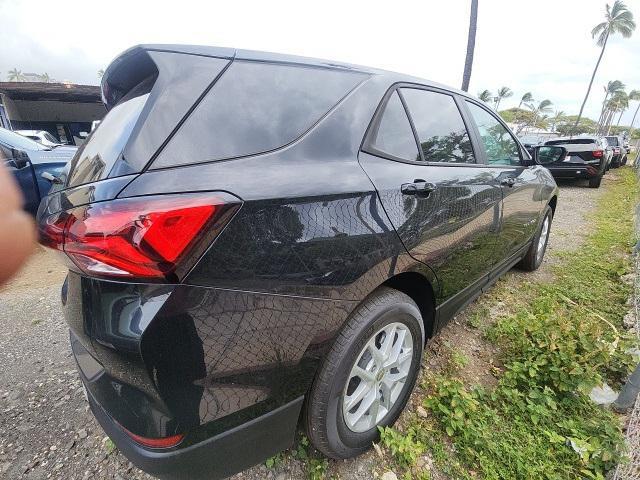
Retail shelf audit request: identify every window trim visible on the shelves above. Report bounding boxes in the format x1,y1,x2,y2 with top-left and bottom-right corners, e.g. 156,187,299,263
361,82,481,167
461,98,530,168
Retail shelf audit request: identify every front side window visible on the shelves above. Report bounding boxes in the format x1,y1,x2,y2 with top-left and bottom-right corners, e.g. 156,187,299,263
400,88,475,163
367,91,419,161
466,102,521,166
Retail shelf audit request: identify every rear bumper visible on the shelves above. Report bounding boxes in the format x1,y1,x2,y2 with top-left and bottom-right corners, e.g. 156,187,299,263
546,165,602,179
88,386,303,480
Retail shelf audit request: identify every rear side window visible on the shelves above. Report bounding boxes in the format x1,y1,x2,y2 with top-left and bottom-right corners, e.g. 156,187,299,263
367,91,419,161
152,62,366,168
465,102,520,166
400,88,475,163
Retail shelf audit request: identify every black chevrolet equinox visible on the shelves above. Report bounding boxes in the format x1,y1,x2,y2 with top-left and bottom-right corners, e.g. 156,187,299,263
38,45,561,479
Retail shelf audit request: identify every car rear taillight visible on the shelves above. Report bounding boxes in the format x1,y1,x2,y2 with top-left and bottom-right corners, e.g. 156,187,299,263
593,149,603,158
39,194,240,281
122,427,185,449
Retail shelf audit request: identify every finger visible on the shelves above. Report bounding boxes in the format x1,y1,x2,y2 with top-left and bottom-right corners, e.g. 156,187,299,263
0,210,36,285
0,162,25,213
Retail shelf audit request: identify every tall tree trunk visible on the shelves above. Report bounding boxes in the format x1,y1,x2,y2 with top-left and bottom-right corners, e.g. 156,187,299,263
461,0,478,92
606,109,615,135
630,102,640,134
597,92,610,132
574,31,609,131
616,109,625,127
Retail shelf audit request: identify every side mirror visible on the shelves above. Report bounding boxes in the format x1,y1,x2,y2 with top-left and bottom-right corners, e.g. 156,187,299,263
11,148,30,169
534,145,566,165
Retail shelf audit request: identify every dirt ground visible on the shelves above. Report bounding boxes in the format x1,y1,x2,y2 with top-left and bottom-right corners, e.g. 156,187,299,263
0,174,616,480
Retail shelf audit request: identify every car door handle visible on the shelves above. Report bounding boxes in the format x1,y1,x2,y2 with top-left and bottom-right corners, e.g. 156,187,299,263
500,177,516,187
401,180,437,197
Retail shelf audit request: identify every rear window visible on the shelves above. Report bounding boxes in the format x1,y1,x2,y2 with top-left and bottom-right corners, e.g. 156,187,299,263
546,138,595,145
66,77,154,187
152,61,366,168
605,136,619,146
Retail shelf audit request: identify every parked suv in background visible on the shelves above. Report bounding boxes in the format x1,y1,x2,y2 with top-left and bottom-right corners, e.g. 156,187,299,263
543,136,610,187
605,135,627,167
38,45,561,480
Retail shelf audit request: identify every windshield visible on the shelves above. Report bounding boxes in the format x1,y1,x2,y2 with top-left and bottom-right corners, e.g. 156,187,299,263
0,127,47,150
605,136,619,146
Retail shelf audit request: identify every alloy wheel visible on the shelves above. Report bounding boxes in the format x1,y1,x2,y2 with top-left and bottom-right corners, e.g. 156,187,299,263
342,322,413,433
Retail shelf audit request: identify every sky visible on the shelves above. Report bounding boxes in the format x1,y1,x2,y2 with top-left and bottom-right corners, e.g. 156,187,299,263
1,0,639,124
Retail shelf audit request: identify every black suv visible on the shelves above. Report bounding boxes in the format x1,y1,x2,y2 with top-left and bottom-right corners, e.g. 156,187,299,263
542,136,610,187
38,45,560,480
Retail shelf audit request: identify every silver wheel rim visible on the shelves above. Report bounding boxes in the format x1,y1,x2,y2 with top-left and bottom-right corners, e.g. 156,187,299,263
536,216,550,263
342,322,413,433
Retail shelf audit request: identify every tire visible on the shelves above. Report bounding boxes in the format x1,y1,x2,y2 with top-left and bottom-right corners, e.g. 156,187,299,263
622,155,628,166
517,206,552,272
612,157,621,168
588,176,602,188
305,286,423,459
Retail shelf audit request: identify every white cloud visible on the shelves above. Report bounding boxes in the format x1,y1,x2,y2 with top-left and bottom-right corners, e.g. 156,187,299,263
0,0,638,122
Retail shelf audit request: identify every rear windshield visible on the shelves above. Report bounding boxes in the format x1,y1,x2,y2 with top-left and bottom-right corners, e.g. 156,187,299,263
546,139,595,145
66,77,153,187
152,61,367,168
605,136,619,146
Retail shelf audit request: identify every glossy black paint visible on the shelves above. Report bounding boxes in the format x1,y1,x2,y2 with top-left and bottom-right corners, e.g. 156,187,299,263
37,44,559,479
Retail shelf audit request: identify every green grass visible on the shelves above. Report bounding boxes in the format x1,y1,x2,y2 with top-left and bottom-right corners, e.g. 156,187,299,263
388,168,639,479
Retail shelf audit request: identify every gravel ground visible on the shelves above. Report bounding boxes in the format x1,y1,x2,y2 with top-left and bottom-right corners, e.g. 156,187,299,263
0,175,617,480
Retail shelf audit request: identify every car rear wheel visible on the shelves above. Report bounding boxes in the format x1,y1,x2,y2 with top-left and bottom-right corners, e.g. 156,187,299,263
517,206,552,272
588,176,602,188
305,287,423,459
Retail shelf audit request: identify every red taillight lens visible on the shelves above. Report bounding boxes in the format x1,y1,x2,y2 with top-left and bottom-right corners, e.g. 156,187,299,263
39,194,239,281
593,149,603,158
122,428,185,449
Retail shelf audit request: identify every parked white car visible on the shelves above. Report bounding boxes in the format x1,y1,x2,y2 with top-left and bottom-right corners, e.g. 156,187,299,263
15,130,65,148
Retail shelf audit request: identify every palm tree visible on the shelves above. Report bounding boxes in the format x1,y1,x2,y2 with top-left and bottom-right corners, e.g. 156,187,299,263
478,90,493,103
628,89,640,134
550,110,566,132
512,92,534,127
7,68,26,82
597,80,625,131
526,99,553,132
39,72,52,83
478,89,492,103
603,91,629,133
461,0,478,92
573,1,635,131
494,87,513,110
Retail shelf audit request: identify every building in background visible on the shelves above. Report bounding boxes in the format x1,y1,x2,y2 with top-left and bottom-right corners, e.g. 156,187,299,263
0,82,105,145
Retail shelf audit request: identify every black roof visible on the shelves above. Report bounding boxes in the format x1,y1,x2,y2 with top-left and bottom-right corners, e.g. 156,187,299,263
104,44,474,100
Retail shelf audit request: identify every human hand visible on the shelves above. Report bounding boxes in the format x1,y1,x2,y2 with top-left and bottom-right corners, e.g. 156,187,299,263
0,162,35,285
